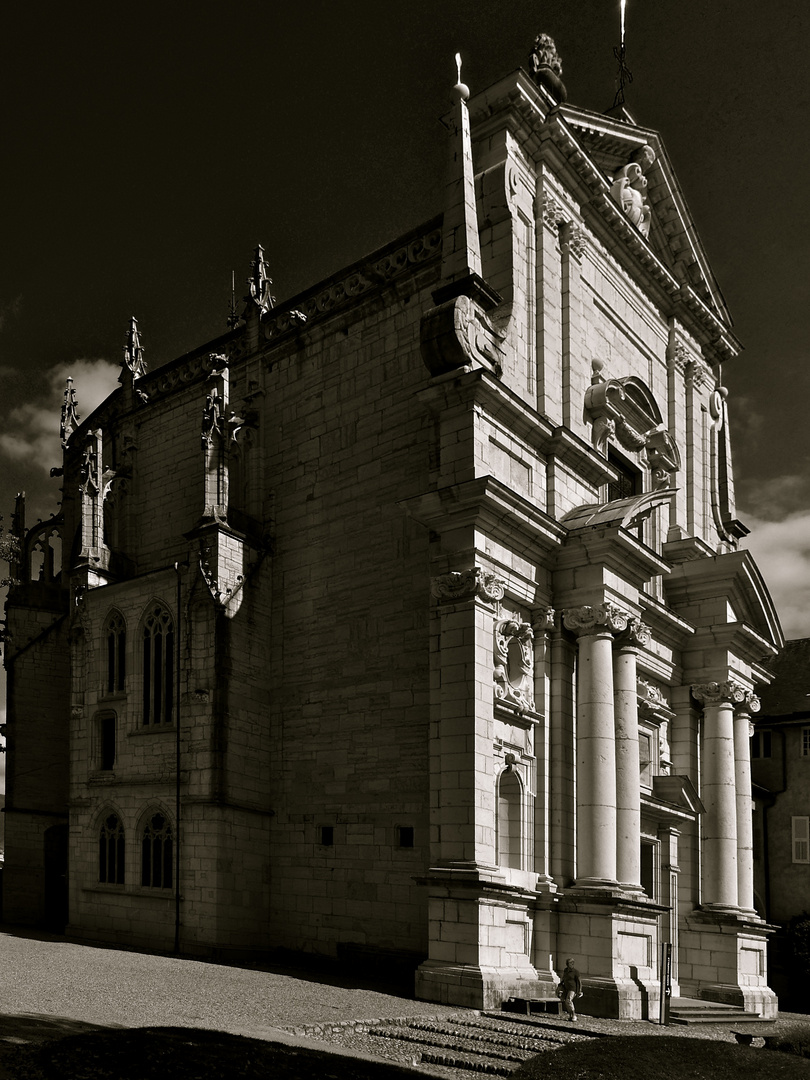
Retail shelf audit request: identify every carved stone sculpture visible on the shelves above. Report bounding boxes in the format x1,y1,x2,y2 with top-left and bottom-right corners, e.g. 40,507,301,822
528,33,567,102
610,145,655,239
494,620,535,710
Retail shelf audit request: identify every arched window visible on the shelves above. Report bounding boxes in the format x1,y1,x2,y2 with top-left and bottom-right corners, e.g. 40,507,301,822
105,611,126,695
99,813,125,885
142,605,174,726
497,769,523,870
141,812,173,888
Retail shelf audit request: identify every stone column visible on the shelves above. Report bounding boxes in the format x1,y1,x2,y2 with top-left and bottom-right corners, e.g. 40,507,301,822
613,619,651,892
564,603,629,887
734,693,760,913
692,681,745,910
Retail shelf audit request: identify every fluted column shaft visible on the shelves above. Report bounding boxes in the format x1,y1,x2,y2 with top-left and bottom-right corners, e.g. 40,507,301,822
614,619,650,891
734,698,759,913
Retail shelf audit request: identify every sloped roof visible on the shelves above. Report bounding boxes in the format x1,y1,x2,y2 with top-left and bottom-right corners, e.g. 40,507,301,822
758,637,810,718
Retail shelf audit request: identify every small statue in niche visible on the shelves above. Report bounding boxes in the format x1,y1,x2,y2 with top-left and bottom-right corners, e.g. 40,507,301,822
610,145,656,239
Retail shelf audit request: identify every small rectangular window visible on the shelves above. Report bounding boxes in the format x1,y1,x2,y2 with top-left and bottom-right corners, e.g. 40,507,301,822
792,817,810,863
803,729,810,757
640,841,656,898
639,732,652,788
398,826,414,848
751,731,771,759
320,826,334,846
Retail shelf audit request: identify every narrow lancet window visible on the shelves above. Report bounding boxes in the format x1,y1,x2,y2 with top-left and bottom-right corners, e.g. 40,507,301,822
142,605,174,725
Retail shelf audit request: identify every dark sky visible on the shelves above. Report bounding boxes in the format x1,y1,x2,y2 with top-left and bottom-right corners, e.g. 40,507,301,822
1,0,810,645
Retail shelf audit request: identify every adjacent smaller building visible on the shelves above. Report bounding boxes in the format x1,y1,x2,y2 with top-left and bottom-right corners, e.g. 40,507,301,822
752,638,810,1008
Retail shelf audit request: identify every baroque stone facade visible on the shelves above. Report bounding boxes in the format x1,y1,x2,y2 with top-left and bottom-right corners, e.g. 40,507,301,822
2,39,783,1018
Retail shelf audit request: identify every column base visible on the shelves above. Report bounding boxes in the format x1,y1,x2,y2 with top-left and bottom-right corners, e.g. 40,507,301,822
415,960,544,1011
577,975,661,1021
681,909,778,1019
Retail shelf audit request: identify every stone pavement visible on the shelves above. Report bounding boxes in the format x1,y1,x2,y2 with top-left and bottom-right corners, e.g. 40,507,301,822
0,926,459,1049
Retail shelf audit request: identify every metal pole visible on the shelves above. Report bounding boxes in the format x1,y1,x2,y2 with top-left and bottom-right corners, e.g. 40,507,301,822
659,942,672,1025
174,562,182,953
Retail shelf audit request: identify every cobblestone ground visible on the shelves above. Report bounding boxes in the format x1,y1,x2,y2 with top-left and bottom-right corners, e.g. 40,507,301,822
1,926,808,1080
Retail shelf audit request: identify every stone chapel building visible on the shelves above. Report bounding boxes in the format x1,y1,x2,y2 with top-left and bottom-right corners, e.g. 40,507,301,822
2,38,783,1018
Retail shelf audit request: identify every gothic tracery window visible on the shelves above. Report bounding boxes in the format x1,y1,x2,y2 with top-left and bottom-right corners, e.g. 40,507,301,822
105,611,126,695
99,813,125,885
141,812,173,888
142,605,174,726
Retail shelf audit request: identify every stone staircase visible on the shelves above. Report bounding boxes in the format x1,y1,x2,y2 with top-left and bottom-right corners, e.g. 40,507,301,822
366,1013,597,1075
668,997,771,1026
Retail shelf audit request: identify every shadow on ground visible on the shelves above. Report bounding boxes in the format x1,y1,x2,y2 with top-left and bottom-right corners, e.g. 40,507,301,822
0,1026,427,1080
0,921,417,999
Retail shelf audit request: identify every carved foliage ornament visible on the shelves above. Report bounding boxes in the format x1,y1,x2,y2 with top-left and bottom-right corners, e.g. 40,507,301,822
494,620,535,710
691,681,761,714
431,568,506,604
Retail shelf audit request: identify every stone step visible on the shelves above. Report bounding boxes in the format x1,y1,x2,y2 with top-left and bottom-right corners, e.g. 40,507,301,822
668,1003,768,1026
366,1013,595,1075
369,1025,534,1064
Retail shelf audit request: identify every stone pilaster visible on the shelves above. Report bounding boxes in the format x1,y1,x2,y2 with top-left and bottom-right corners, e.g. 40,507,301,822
613,618,650,892
428,567,506,868
692,681,752,911
563,603,630,887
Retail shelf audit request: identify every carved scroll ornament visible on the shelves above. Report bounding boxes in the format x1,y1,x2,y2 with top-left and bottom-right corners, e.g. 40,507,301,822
494,620,535,710
420,293,506,378
691,681,760,714
563,602,631,637
431,567,506,605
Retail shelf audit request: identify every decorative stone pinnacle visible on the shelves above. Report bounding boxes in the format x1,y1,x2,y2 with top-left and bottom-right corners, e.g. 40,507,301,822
248,244,275,313
691,681,760,713
431,567,506,605
123,316,146,377
563,602,631,637
453,51,469,101
60,376,80,449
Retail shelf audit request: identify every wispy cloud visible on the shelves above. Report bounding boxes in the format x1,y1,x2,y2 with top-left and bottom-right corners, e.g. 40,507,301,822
744,510,810,640
0,358,120,473
739,473,810,523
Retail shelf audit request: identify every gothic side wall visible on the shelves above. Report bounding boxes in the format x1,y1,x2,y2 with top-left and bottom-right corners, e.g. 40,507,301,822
3,610,70,926
263,277,436,960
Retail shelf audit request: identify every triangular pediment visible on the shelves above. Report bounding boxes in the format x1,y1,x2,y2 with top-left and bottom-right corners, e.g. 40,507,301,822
663,546,784,652
559,105,731,327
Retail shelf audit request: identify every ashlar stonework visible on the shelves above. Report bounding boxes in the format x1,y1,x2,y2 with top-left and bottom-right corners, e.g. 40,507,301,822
2,37,782,1020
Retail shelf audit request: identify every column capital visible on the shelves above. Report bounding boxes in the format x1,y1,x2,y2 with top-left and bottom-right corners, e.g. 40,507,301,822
562,602,631,638
431,567,505,605
691,680,760,714
615,617,651,650
532,606,556,632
